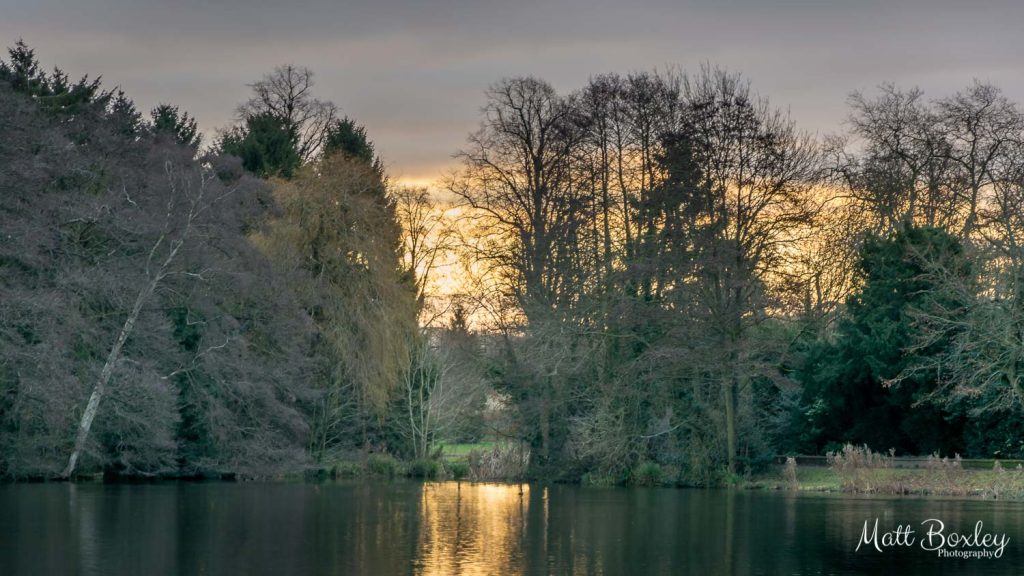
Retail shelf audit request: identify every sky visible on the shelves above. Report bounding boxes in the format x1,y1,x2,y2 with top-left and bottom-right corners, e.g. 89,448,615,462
3,0,1023,187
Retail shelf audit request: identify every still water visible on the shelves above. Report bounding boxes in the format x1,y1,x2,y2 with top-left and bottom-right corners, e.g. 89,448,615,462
2,481,1023,575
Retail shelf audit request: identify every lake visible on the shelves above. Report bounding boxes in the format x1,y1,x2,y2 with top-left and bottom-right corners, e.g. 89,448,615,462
1,481,1022,574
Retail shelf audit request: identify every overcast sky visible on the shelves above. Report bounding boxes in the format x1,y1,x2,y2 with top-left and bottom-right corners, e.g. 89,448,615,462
3,0,1022,185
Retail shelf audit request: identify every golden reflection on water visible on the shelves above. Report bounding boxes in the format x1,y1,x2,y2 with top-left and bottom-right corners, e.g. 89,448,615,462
415,482,534,575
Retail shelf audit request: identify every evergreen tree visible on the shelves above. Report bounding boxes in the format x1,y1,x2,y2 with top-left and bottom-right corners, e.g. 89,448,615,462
151,103,201,149
218,113,301,179
1,41,103,112
798,226,972,455
108,89,142,136
325,117,374,161
3,39,46,95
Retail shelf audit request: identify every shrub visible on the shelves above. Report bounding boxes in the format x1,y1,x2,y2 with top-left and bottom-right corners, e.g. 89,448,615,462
827,444,892,492
631,462,663,487
783,457,798,490
331,461,363,478
407,458,441,479
367,454,399,478
448,461,469,481
467,443,529,481
580,472,618,487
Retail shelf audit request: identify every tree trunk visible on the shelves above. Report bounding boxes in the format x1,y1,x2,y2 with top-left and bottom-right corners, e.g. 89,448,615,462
63,163,197,479
723,376,737,476
63,278,157,478
535,384,551,472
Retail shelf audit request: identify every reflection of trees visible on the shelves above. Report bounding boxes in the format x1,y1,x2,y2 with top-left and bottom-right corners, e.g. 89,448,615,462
7,485,1024,574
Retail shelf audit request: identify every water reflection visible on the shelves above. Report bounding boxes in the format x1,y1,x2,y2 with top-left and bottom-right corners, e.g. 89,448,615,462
416,483,530,575
2,482,1024,575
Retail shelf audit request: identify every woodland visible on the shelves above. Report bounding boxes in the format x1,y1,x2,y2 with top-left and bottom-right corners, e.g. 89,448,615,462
4,40,1024,484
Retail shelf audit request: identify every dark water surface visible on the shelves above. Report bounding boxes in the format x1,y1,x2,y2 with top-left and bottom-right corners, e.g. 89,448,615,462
2,481,1024,575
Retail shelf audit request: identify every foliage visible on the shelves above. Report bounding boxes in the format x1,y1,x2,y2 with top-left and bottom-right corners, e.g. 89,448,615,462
324,117,381,173
0,53,316,478
251,151,416,460
366,454,400,478
406,458,441,479
630,462,664,487
797,226,972,455
151,104,201,149
217,113,301,179
8,39,1024,485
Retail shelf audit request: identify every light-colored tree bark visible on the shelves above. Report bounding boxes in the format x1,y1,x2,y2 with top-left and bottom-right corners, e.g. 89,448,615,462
63,162,207,478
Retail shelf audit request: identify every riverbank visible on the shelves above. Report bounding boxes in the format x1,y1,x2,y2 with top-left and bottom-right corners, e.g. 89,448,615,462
28,441,1024,501
319,442,530,483
744,462,1024,499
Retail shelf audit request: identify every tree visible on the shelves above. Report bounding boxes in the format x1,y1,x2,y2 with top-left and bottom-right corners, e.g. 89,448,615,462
324,117,379,168
151,103,201,149
674,66,821,473
838,82,1023,238
252,153,417,459
448,77,593,470
399,328,487,459
449,76,589,322
1,56,316,479
0,40,103,114
799,226,973,455
937,82,1022,238
237,64,338,162
108,89,142,137
394,186,457,324
62,161,209,477
2,39,46,95
841,85,947,233
893,142,1024,453
218,113,301,178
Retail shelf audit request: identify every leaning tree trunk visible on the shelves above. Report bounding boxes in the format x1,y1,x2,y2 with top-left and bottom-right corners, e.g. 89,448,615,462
62,278,159,478
63,161,198,479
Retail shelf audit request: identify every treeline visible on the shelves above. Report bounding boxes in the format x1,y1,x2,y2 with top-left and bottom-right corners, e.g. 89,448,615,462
5,38,1024,484
0,41,471,480
447,69,1024,483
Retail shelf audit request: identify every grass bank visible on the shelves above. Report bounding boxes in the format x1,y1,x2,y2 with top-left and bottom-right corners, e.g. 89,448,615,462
321,443,1024,500
743,446,1024,499
320,441,529,483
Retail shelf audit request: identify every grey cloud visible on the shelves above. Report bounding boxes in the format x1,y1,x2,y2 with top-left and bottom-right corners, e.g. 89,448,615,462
2,0,1022,180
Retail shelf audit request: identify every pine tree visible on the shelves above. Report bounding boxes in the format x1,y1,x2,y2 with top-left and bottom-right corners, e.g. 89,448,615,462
150,104,201,149
218,113,301,178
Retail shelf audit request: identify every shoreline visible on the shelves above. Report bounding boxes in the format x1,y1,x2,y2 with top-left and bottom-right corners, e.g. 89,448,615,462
10,461,1024,501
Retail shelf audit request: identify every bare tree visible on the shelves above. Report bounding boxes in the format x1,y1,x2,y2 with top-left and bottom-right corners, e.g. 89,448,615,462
901,142,1024,412
448,77,590,322
238,65,339,162
394,186,457,325
937,82,1023,238
679,66,822,473
842,85,959,233
400,330,487,459
840,82,1022,239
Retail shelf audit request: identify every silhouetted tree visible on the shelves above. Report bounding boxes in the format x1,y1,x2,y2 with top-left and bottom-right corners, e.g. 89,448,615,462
151,103,201,149
218,113,301,178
